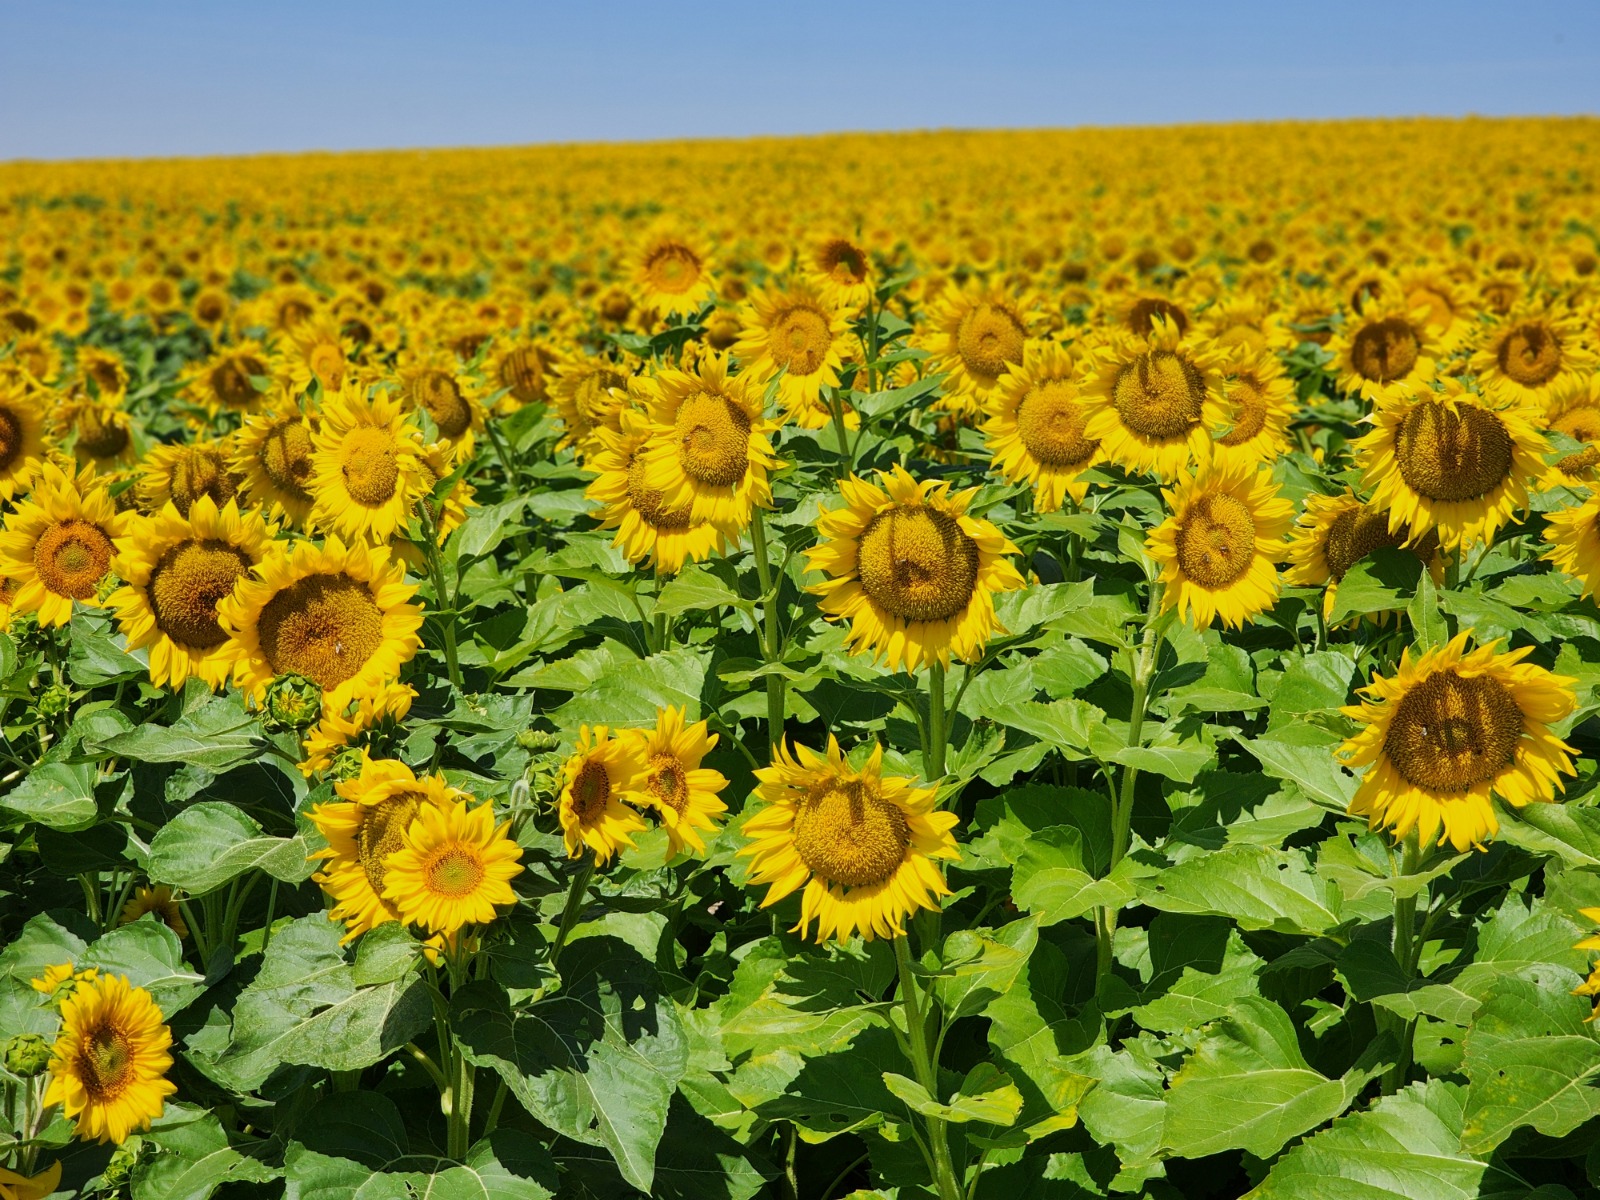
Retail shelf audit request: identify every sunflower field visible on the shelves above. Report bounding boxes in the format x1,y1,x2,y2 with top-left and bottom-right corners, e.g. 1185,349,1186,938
5,116,1600,1199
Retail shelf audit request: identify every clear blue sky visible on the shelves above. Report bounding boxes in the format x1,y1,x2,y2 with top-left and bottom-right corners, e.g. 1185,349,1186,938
2,0,1597,161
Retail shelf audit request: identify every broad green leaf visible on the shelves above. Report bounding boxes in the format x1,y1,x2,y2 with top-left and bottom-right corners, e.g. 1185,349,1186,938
1408,568,1448,650
1,761,99,830
935,918,1038,1021
1236,725,1356,812
132,1103,279,1200
735,1024,905,1141
883,1062,1024,1125
554,648,708,727
82,920,206,1018
1328,548,1421,624
1106,739,1213,783
654,567,750,618
90,694,264,772
1139,845,1341,936
147,802,315,894
1013,828,1146,924
1133,931,1264,1034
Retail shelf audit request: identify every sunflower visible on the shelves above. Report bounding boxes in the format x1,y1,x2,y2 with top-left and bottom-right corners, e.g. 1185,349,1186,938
732,282,853,426
1544,491,1600,599
395,351,486,451
308,386,428,544
1338,632,1577,851
0,462,132,627
487,340,555,410
137,441,241,517
218,535,423,710
1575,907,1600,1016
1327,302,1437,402
549,353,631,455
1471,307,1594,405
982,340,1101,511
185,341,275,417
1285,490,1439,619
118,885,188,940
382,795,523,935
584,408,724,573
557,725,649,865
923,282,1034,416
300,681,416,777
60,395,137,471
1544,374,1600,479
1211,348,1296,464
0,1160,61,1200
635,354,781,535
231,400,318,525
43,973,176,1144
75,346,129,402
0,379,47,500
1081,317,1227,480
1394,266,1474,353
31,962,98,999
1146,448,1294,630
308,757,464,941
739,737,959,943
281,310,355,394
1355,383,1550,549
806,465,1026,672
806,236,873,312
618,705,728,860
632,227,716,316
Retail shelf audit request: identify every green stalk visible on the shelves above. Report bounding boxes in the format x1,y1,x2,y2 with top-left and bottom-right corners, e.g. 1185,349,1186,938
550,855,596,970
926,661,948,781
893,935,961,1200
1381,834,1425,1093
749,510,786,751
422,519,463,690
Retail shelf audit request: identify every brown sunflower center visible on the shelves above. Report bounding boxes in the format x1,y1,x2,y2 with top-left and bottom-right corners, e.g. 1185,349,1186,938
414,370,470,439
857,504,980,623
574,368,626,425
1551,406,1600,444
644,244,701,294
1497,322,1562,387
820,240,868,284
80,1024,134,1101
86,359,123,396
211,356,266,408
1126,296,1189,336
624,452,693,530
75,408,129,460
1383,670,1523,793
646,752,689,815
196,292,227,323
1396,402,1513,502
261,419,314,500
339,426,400,506
792,779,909,888
0,406,20,470
1175,493,1256,589
498,347,547,404
426,847,485,898
1350,318,1421,383
358,792,424,895
771,306,833,376
1481,282,1519,315
1112,349,1207,439
257,572,384,690
1015,380,1098,466
35,519,114,599
571,759,611,824
675,390,751,487
149,538,251,649
955,304,1026,382
1322,507,1406,580
1218,377,1269,446
167,446,237,516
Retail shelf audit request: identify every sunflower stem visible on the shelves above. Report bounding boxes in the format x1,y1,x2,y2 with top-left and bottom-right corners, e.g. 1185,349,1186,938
749,509,786,751
893,934,961,1200
420,504,463,690
549,855,596,971
926,661,948,781
1381,833,1425,1093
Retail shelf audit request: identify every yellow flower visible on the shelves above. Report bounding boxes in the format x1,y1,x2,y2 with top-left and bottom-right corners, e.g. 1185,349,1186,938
300,681,416,777
557,725,649,866
118,885,189,940
0,379,48,500
632,226,715,316
618,706,729,860
1211,347,1295,464
231,399,319,526
183,341,275,417
31,962,98,998
280,310,355,394
982,340,1101,511
1574,906,1600,1016
1326,302,1437,402
584,409,724,573
309,385,428,544
1544,490,1600,599
382,795,524,934
1337,632,1576,851
923,282,1034,417
1146,448,1294,630
1542,372,1600,481
806,465,1026,673
0,462,133,627
1470,307,1594,406
137,440,241,518
1284,490,1438,620
739,737,959,943
806,236,873,312
394,350,486,452
731,282,854,428
0,1160,62,1200
548,351,631,454
43,973,177,1144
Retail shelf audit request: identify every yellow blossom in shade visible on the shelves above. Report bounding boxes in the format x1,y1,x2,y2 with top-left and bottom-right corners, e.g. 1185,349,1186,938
1337,632,1577,852
806,465,1026,673
1284,489,1439,620
617,706,729,860
381,795,524,935
31,962,98,998
556,725,649,866
739,737,959,943
1470,306,1595,406
309,385,428,544
0,1160,62,1200
547,351,631,454
631,226,716,316
75,345,128,402
1146,448,1295,630
58,394,137,471
136,440,241,518
394,350,486,452
1543,490,1600,599
731,281,854,427
280,310,355,394
1573,907,1600,1016
118,885,188,940
1081,316,1227,480
923,281,1034,417
0,379,49,500
1326,301,1437,403
487,339,556,411
299,681,416,777
1541,372,1600,480
635,354,782,535
584,408,724,574
308,757,465,942
231,400,319,526
1354,382,1551,550
806,235,873,312
183,341,275,417
217,535,423,712
43,973,176,1145
1211,347,1296,464
982,340,1102,511
0,461,133,627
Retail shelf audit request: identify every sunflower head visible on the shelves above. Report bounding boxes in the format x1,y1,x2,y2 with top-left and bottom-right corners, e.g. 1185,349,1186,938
1082,317,1225,479
118,886,188,940
557,725,649,865
0,379,48,500
1328,303,1436,401
584,408,724,573
633,227,715,316
617,706,729,860
43,973,176,1144
983,340,1101,511
309,385,428,544
382,794,524,935
0,461,132,627
232,401,319,525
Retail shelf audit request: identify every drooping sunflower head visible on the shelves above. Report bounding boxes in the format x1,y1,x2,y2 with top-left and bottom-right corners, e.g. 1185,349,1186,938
807,236,873,311
1471,306,1594,404
1355,382,1551,549
137,441,241,517
231,400,318,525
1081,317,1226,480
489,340,555,410
0,461,132,627
925,282,1034,412
584,408,723,574
308,385,428,544
0,379,48,500
1327,302,1436,402
43,973,176,1145
1284,489,1439,619
806,465,1026,673
617,705,729,860
731,281,852,414
61,396,137,470
382,794,524,935
75,346,129,402
118,885,188,940
739,737,959,943
1146,447,1296,630
982,340,1101,511
300,681,416,778
394,352,485,450
632,226,716,316
549,351,632,455
556,725,649,865
1338,632,1577,851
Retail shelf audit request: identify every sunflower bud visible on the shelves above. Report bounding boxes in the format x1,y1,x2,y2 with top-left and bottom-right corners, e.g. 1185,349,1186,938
515,729,559,752
328,747,366,782
3,1032,50,1077
37,682,74,719
264,674,322,730
103,1140,142,1186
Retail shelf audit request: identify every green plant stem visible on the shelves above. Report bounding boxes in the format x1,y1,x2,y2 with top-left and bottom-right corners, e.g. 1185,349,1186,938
749,510,786,751
893,935,961,1200
261,879,280,954
1381,834,1425,1093
422,520,463,690
549,856,596,970
926,661,948,781
482,1079,509,1136
826,387,852,473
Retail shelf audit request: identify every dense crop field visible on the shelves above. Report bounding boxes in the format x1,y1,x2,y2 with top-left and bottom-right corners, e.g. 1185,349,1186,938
4,116,1600,1199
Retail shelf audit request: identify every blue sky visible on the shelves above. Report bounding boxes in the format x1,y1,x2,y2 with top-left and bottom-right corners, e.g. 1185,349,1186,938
2,0,1597,161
